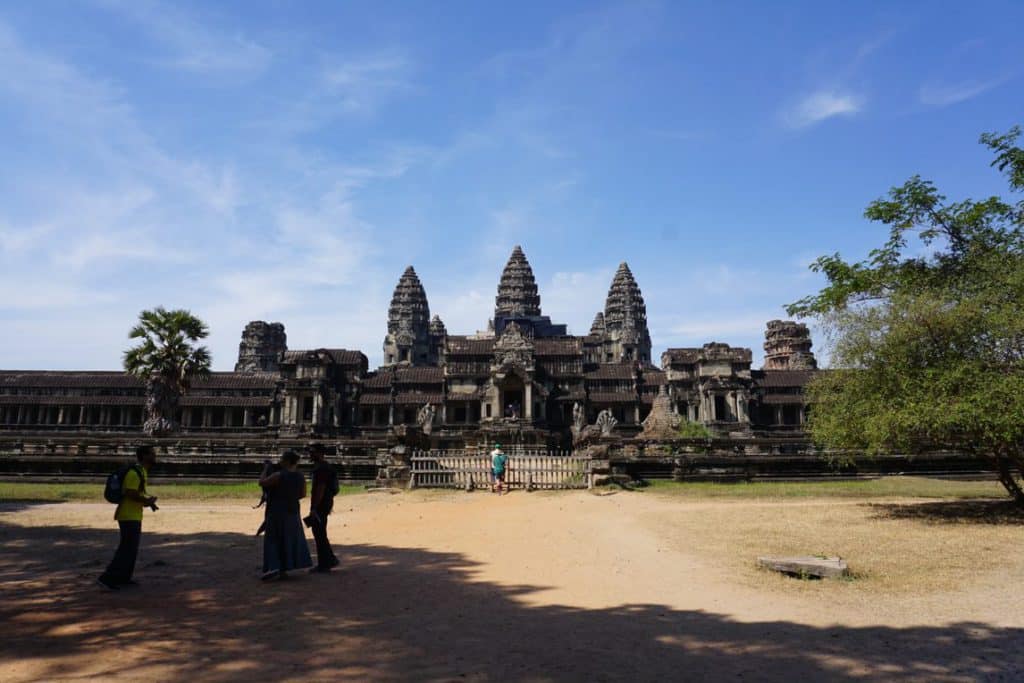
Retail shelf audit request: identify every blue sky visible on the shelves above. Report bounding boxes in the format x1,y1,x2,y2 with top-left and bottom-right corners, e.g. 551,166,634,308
1,1,1022,370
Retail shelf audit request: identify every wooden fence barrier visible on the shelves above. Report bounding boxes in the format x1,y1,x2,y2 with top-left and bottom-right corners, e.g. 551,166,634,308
410,449,590,490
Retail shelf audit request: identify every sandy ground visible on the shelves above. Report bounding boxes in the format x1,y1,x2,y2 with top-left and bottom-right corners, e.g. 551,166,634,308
0,489,1022,682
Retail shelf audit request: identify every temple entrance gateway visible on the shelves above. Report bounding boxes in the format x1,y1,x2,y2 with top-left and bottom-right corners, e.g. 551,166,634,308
500,377,524,419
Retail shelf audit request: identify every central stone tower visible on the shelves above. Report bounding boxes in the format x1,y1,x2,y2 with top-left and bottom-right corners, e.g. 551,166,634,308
383,266,436,365
492,245,567,337
599,262,652,363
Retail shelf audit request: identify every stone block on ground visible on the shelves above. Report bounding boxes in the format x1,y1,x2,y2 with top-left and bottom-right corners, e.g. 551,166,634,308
757,555,849,579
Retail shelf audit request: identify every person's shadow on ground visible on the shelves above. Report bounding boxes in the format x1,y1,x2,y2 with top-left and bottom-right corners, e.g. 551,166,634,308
0,512,1020,681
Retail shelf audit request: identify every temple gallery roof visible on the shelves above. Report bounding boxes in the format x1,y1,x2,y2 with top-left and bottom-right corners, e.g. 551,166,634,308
0,371,278,390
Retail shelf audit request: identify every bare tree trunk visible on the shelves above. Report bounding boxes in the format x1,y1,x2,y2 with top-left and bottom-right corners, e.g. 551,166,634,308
994,451,1024,506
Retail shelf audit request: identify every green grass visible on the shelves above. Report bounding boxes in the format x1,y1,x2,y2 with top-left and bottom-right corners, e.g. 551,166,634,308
638,477,1008,500
0,481,366,503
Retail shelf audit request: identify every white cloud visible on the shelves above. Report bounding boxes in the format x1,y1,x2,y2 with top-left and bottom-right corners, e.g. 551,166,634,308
918,77,1009,107
92,0,271,75
321,52,414,116
783,90,864,128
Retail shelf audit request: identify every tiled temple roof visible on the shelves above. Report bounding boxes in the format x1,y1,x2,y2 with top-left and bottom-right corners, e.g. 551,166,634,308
0,394,144,406
640,369,667,385
588,391,637,403
759,394,807,404
0,371,141,388
361,373,393,388
0,371,277,390
394,367,445,383
358,393,392,405
585,364,638,380
534,338,583,356
0,393,274,407
395,392,444,405
180,396,273,407
754,370,816,388
281,349,366,367
446,337,495,355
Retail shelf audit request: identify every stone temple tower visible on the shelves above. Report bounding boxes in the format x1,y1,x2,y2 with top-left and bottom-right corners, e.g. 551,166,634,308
494,245,542,320
383,266,434,366
492,245,567,337
600,262,652,363
235,321,287,373
763,320,818,370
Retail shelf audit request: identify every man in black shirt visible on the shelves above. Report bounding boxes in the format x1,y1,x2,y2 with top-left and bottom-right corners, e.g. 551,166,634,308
307,443,340,573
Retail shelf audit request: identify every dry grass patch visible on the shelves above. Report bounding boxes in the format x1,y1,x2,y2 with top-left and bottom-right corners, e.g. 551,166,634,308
646,496,1024,604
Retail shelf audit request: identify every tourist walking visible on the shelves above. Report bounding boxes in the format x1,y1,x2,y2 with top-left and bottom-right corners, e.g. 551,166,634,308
491,443,509,494
98,445,158,590
259,450,312,580
307,443,340,573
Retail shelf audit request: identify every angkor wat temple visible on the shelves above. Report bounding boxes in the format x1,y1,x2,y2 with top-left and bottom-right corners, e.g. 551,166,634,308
0,246,818,447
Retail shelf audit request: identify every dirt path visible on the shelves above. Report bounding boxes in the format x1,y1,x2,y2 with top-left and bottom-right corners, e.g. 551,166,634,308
0,490,1021,681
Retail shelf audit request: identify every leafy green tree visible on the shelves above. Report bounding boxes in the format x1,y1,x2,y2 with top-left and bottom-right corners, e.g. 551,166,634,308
123,307,212,436
788,127,1024,503
677,420,712,439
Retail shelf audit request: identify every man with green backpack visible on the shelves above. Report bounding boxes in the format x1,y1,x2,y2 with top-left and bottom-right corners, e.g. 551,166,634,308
98,445,158,590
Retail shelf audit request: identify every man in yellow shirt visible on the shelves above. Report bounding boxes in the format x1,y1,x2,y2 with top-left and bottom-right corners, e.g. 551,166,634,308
98,446,158,590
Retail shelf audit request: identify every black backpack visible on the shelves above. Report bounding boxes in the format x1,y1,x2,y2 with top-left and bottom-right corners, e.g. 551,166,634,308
316,462,340,499
325,465,340,498
104,464,143,504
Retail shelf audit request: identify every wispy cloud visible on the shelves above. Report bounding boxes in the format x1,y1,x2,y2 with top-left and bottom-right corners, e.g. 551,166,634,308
918,76,1010,107
322,53,413,114
783,90,864,128
92,0,270,75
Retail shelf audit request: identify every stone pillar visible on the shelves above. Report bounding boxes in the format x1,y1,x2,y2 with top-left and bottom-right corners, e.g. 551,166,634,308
524,383,532,420
312,394,321,426
78,405,85,425
57,406,65,425
203,408,211,428
243,409,251,427
388,404,394,426
775,406,783,426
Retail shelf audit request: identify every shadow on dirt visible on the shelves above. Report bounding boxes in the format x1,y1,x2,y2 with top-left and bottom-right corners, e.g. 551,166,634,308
0,518,1020,681
869,499,1024,525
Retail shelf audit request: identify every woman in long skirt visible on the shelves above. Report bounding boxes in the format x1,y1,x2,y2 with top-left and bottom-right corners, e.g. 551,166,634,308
259,450,312,580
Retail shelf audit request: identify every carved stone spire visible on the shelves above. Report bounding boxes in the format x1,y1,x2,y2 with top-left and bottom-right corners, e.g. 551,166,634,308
763,320,818,370
235,321,287,373
494,245,542,320
602,262,652,363
429,314,447,338
383,266,434,365
589,312,606,337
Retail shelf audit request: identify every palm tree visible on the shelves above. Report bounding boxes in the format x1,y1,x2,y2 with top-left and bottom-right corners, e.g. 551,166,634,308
123,307,212,436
